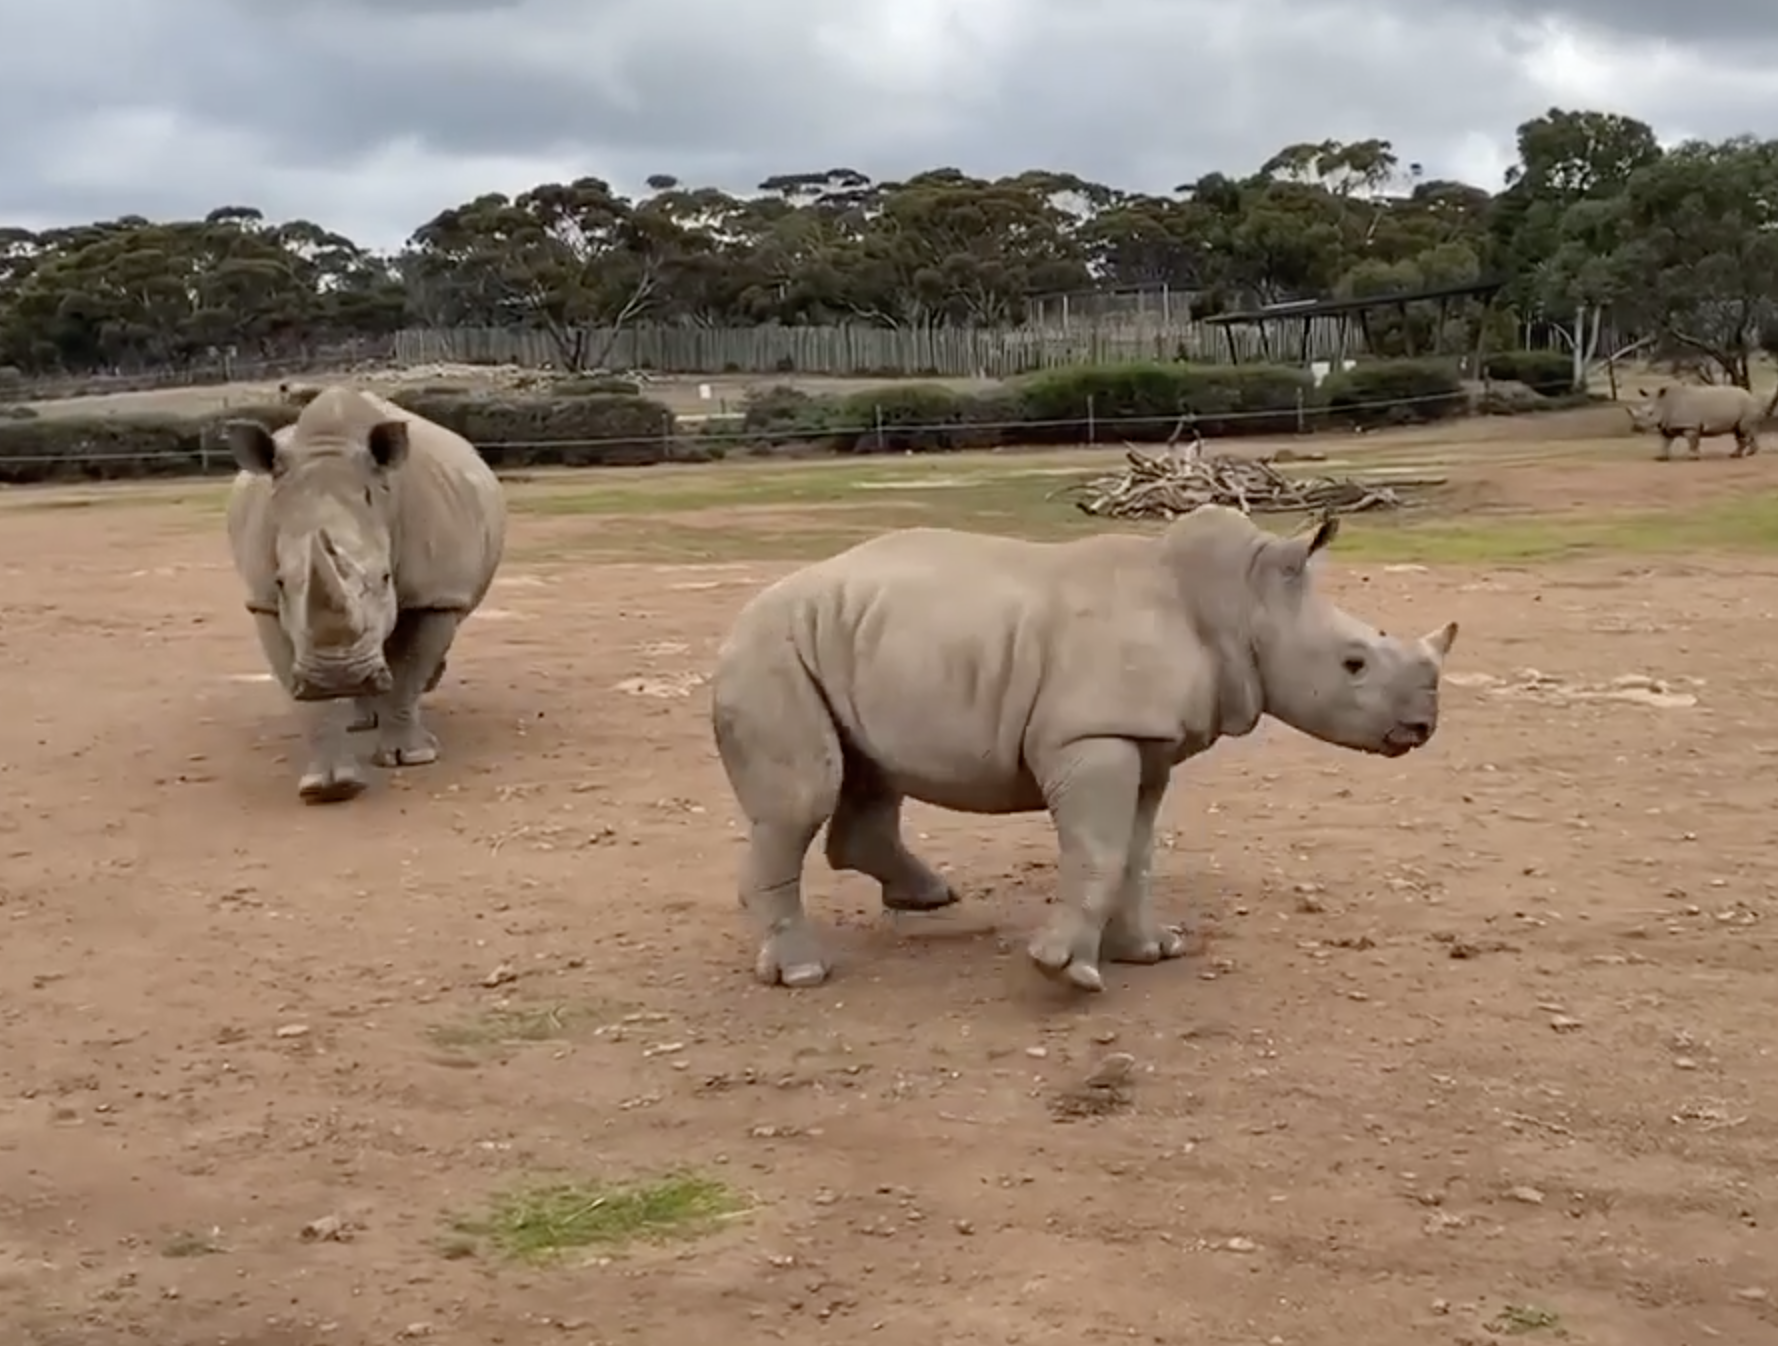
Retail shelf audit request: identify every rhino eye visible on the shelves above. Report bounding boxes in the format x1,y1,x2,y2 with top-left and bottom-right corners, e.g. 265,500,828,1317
1342,655,1366,676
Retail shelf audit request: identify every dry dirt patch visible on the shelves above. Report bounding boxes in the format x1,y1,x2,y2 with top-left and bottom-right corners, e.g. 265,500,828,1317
1,442,1775,1345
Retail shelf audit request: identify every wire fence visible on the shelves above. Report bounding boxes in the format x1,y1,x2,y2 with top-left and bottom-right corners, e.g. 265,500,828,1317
0,386,1609,468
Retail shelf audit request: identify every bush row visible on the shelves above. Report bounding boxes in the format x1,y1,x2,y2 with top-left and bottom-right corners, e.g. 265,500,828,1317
725,358,1474,454
0,391,680,483
1480,349,1577,397
0,355,1575,482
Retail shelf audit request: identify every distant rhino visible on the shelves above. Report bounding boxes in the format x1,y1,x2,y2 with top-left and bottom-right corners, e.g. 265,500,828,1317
709,506,1459,995
1626,383,1778,459
224,386,507,803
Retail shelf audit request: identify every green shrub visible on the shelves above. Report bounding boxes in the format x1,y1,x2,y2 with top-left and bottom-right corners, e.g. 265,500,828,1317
1322,359,1465,428
393,392,677,467
1484,350,1576,397
553,375,643,397
833,384,971,453
1011,362,1314,442
0,413,207,483
954,388,1021,450
735,384,851,450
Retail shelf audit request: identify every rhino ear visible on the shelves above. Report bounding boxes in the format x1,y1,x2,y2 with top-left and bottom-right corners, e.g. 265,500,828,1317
1422,620,1459,664
223,419,279,475
366,419,410,470
1277,513,1339,576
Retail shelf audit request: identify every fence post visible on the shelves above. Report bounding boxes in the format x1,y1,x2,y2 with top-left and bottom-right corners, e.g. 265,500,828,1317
1086,394,1096,445
874,403,885,453
1294,388,1305,436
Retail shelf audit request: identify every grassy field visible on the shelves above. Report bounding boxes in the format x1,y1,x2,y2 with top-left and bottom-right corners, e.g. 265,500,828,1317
12,407,1778,566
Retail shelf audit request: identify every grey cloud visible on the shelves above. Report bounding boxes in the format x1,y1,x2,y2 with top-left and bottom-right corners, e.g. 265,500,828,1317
3,0,1777,252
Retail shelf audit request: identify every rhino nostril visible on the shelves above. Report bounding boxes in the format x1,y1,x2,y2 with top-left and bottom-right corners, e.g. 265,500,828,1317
1401,720,1433,743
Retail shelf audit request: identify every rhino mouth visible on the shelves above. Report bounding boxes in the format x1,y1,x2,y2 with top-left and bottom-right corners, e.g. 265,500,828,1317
1378,721,1434,756
291,662,393,701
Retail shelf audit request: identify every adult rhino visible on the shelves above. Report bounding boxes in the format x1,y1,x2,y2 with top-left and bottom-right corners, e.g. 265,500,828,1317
224,385,507,803
710,506,1459,995
1626,383,1778,459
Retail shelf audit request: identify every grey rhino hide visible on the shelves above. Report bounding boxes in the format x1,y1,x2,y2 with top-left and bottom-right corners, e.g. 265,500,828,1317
1626,383,1777,459
710,504,1458,995
224,384,507,802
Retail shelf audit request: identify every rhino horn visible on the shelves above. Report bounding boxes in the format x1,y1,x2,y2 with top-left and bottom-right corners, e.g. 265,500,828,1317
304,531,356,642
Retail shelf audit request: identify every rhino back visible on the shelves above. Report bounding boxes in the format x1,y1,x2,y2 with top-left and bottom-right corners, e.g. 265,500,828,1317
1659,385,1758,430
370,395,508,612
743,528,1216,805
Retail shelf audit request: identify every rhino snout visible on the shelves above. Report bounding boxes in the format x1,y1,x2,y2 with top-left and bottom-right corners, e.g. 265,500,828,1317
291,661,393,702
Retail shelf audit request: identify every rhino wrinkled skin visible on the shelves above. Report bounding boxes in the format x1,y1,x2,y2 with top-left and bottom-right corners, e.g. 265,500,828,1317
224,385,507,803
710,505,1459,995
1625,383,1778,459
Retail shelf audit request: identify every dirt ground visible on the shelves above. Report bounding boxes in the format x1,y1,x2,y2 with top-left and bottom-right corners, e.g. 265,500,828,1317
2,427,1776,1346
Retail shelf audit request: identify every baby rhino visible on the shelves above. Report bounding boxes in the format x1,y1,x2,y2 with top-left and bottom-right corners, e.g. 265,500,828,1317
710,506,1458,995
224,386,507,803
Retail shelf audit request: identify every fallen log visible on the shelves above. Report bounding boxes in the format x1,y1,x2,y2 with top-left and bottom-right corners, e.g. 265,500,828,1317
1055,442,1444,520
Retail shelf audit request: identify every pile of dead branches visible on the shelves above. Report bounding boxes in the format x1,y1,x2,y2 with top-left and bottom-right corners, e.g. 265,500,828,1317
1057,422,1443,520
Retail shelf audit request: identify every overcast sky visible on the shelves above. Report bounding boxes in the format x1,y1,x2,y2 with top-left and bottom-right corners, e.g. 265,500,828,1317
5,0,1774,253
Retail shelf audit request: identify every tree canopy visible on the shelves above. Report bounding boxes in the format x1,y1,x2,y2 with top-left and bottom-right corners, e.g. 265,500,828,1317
4,107,1777,385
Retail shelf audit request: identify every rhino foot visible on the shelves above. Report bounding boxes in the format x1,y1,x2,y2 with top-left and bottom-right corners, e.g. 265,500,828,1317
1026,915,1105,992
348,699,379,733
1101,921,1187,965
372,721,439,768
757,922,830,989
298,762,368,805
881,875,959,912
373,732,439,768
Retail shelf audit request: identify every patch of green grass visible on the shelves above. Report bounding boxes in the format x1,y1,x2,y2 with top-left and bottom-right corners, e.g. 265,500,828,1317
1486,1303,1564,1335
450,1172,747,1261
1330,489,1778,564
161,1229,223,1257
425,1001,611,1052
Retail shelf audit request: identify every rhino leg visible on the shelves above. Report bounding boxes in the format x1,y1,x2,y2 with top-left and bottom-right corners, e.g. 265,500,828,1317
1100,778,1187,966
1685,428,1703,459
1655,432,1674,461
352,654,445,734
713,657,843,988
1733,427,1758,458
1026,737,1142,992
371,610,459,768
824,763,956,912
251,614,366,803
